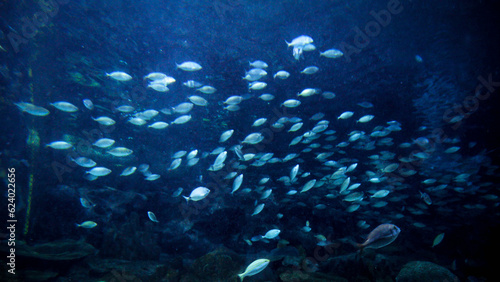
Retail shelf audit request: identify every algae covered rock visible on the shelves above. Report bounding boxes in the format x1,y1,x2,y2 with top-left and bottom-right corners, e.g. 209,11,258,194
396,261,458,282
190,247,242,281
15,239,97,260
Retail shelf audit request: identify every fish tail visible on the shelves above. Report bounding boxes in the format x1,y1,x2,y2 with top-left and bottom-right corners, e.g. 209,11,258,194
346,238,363,249
238,273,245,282
285,40,291,47
182,196,190,203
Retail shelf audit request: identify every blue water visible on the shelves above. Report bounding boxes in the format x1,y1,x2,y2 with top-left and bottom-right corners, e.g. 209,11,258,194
0,0,499,281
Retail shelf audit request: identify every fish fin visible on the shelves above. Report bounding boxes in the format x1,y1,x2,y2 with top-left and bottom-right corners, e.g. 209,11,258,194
238,273,245,282
285,40,291,47
182,196,190,203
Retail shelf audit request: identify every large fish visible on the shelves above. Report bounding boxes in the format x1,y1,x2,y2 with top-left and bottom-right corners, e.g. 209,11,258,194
357,223,400,251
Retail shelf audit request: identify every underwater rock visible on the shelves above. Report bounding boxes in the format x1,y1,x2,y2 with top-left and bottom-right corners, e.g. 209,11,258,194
13,239,97,260
87,258,170,281
279,268,348,282
100,212,160,260
396,261,458,282
190,247,242,282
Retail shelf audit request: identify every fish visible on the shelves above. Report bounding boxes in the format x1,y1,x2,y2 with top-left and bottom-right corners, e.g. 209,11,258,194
106,71,132,81
183,187,210,202
290,164,299,182
260,189,272,199
115,105,135,113
92,116,115,126
148,82,169,92
432,233,445,247
338,111,354,119
172,115,192,125
259,94,275,101
356,223,401,250
238,258,270,281
144,72,167,81
79,198,95,209
273,70,290,79
357,115,374,123
188,96,208,106
242,133,264,145
303,43,316,51
371,190,390,198
172,188,183,197
249,60,268,69
322,91,336,99
300,66,319,75
263,229,280,239
71,157,96,168
281,99,301,108
420,191,432,205
298,88,318,97
172,102,194,114
300,179,317,193
232,174,244,194
46,141,72,150
214,151,227,166
176,61,202,71
147,211,159,223
93,138,115,148
196,85,216,94
183,80,203,88
224,96,243,105
249,81,267,91
286,35,313,47
120,166,137,176
219,129,234,143
186,150,198,160
107,147,133,157
50,101,78,112
76,221,97,229
86,167,112,177
15,102,50,116
148,121,169,129
128,117,147,126
320,48,344,58
168,158,182,170
344,192,364,202
251,203,265,216
252,118,267,127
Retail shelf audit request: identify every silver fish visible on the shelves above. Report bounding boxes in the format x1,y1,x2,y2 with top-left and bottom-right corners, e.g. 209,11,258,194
357,223,400,250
